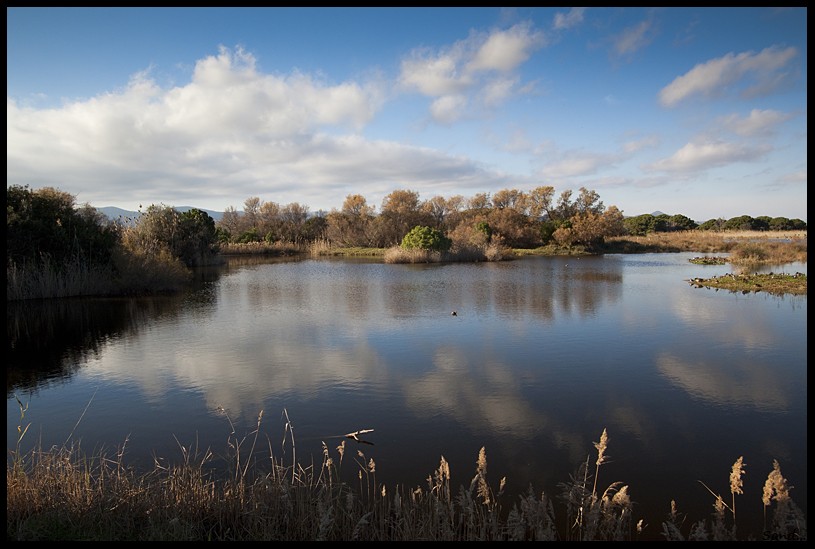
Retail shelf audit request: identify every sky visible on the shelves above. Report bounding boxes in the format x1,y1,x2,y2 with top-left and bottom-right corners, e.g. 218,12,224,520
6,7,808,223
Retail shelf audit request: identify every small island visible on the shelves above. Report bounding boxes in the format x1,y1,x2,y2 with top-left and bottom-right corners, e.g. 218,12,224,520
688,272,807,296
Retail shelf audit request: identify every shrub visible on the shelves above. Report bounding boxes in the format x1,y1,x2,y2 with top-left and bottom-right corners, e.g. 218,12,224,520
400,225,452,252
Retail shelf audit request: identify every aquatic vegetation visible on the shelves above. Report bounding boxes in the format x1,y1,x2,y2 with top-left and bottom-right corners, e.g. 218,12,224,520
6,405,806,541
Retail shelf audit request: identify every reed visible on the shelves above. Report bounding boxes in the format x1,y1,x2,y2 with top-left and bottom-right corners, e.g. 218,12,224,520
218,240,306,256
604,230,807,261
6,405,806,541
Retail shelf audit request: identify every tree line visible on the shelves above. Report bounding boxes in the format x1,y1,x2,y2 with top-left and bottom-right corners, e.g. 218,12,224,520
216,187,806,248
5,183,807,298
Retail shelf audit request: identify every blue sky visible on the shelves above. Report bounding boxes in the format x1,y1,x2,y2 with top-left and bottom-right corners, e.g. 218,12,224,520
7,7,808,222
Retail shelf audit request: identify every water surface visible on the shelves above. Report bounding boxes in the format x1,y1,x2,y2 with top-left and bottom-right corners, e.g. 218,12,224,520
7,253,807,540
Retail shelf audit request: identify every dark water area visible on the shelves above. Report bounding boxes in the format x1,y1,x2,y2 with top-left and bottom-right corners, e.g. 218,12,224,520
7,253,807,540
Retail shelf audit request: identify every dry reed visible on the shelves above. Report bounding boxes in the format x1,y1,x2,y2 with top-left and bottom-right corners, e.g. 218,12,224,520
6,405,806,542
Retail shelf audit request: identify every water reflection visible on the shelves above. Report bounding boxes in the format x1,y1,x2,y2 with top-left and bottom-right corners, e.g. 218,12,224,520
656,353,789,411
6,254,806,539
7,297,187,394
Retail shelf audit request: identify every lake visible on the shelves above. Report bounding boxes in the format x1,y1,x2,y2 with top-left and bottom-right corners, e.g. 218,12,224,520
6,252,807,540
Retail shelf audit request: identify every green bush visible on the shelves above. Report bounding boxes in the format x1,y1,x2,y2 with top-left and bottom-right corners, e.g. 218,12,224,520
400,225,452,252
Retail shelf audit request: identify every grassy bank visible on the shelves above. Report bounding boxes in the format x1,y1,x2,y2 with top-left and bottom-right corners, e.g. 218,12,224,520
7,408,806,541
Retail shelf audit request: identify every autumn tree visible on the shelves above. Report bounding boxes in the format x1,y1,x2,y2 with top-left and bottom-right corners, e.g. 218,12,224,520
326,194,376,246
526,186,556,220
467,192,492,212
258,200,282,242
376,189,429,246
551,191,625,249
243,197,261,230
421,194,462,230
491,188,527,213
218,206,242,240
279,202,311,242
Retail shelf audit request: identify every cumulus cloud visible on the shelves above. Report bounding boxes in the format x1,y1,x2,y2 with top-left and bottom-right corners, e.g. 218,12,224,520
399,22,544,123
7,45,508,211
659,46,798,107
553,7,586,31
398,46,473,97
466,22,545,73
718,108,793,137
644,140,771,173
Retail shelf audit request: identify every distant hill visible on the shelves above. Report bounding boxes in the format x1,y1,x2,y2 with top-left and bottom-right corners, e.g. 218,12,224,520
99,206,224,223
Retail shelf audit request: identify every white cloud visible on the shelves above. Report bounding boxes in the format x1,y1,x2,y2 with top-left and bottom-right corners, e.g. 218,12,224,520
644,140,771,173
398,47,472,97
6,46,507,211
553,7,586,31
613,19,654,57
466,23,545,73
479,76,519,108
718,109,792,137
659,46,798,107
540,151,616,179
429,94,469,124
399,22,544,119
622,135,660,154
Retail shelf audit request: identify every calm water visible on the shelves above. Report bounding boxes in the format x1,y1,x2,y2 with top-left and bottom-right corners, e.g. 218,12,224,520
7,253,807,540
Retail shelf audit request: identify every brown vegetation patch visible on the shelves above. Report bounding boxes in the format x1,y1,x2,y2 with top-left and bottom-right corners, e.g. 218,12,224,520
687,272,807,296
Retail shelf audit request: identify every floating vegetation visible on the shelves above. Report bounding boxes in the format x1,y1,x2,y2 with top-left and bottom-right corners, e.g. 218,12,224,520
687,272,807,296
689,256,728,265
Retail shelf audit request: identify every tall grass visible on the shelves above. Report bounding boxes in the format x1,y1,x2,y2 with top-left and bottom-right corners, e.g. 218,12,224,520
383,242,513,264
604,230,807,263
6,403,806,541
218,241,306,256
6,256,119,301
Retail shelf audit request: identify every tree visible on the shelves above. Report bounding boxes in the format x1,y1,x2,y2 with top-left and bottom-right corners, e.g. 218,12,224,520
218,206,242,239
554,189,576,221
379,189,428,246
421,195,454,229
326,194,376,247
653,214,670,232
753,216,772,231
342,194,374,216
176,208,219,266
279,202,310,242
243,196,261,229
574,187,604,215
723,215,755,231
526,186,556,220
258,200,281,241
668,214,698,231
300,214,328,242
553,205,625,249
492,188,526,213
467,192,492,212
400,225,452,252
699,218,726,231
6,184,118,266
624,214,656,236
